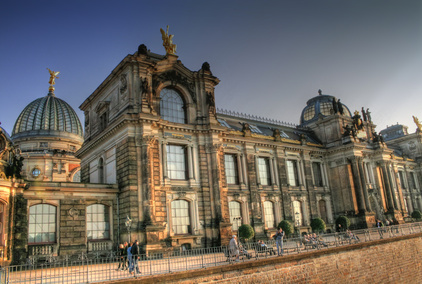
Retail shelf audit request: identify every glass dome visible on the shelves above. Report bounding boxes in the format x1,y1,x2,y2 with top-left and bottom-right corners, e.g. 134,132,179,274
300,91,351,126
12,92,83,140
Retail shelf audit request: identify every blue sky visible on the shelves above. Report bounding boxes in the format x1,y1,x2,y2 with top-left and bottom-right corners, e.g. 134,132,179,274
1,0,422,135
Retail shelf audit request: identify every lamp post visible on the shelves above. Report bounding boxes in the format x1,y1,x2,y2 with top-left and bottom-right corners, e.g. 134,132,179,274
295,212,300,236
125,215,132,243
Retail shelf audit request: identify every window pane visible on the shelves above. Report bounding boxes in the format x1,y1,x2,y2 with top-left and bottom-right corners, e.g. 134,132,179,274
287,160,299,186
263,201,275,228
160,88,185,123
258,157,271,186
171,200,190,235
28,204,56,244
225,154,238,185
167,145,187,180
228,201,242,231
86,204,110,240
312,162,323,187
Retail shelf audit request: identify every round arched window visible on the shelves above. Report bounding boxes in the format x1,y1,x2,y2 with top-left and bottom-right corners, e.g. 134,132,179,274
160,88,185,124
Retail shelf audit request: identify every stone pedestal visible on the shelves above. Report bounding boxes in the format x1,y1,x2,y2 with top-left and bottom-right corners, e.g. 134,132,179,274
144,224,166,253
361,211,376,228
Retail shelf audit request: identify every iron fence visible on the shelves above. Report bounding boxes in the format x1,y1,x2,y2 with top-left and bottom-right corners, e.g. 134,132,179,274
1,222,422,283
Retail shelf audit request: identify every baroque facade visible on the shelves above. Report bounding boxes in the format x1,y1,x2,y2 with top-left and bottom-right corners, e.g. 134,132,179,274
1,35,422,264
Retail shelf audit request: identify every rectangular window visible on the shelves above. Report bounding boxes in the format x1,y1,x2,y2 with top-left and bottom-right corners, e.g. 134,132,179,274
167,145,187,180
312,162,323,187
29,204,56,244
224,154,238,185
87,204,110,240
258,157,271,186
171,200,191,235
399,171,407,189
409,172,416,189
263,201,275,228
229,201,242,231
286,160,299,186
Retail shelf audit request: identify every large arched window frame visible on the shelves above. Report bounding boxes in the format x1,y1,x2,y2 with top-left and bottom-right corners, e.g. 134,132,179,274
28,204,57,244
160,88,186,124
87,204,110,241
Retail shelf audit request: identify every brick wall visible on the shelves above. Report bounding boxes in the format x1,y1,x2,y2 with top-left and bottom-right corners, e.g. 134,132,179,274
117,233,422,284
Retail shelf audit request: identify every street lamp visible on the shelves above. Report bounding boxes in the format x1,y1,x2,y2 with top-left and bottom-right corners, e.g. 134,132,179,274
125,215,132,243
295,212,300,236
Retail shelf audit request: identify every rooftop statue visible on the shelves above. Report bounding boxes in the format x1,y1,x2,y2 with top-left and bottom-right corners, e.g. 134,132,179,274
413,115,422,132
47,68,60,93
160,25,177,55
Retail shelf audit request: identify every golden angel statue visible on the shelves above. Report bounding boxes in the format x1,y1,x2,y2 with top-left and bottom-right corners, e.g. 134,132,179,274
160,25,177,55
47,68,60,86
413,115,422,132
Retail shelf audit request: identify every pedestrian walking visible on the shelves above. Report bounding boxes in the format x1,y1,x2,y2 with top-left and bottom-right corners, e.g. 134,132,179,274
127,242,134,274
116,242,127,271
131,240,141,274
229,235,239,262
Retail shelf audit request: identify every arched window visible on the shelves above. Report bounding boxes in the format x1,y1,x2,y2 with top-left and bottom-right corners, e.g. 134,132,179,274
263,201,275,228
29,204,57,244
229,201,242,231
87,204,110,240
293,200,303,226
98,158,104,183
171,200,190,234
160,88,185,124
318,200,328,223
72,169,81,182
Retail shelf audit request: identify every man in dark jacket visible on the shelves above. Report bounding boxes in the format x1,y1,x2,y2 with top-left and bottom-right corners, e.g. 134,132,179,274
131,240,141,274
275,228,285,256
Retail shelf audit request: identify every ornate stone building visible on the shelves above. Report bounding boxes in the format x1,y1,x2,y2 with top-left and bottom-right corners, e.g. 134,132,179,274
1,31,422,264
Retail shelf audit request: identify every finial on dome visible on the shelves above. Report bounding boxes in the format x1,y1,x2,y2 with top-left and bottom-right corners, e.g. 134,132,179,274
47,68,60,95
318,89,322,95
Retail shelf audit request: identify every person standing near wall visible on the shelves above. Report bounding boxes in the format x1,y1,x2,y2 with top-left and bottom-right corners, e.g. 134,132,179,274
275,228,285,256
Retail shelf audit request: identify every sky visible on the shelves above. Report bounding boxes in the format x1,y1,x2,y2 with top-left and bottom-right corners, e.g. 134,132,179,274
1,0,422,136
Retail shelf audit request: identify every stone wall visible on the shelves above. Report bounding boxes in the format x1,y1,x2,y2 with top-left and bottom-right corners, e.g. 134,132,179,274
118,233,422,284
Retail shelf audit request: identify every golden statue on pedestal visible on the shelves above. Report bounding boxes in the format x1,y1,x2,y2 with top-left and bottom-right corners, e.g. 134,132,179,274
160,25,177,55
413,115,422,132
47,68,60,93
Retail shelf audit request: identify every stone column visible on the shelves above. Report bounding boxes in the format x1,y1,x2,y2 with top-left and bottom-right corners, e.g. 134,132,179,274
187,145,195,181
162,141,169,182
273,158,279,186
269,157,275,185
380,163,395,211
388,164,401,210
236,154,244,185
357,159,372,212
255,155,261,186
405,167,418,212
350,158,367,213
